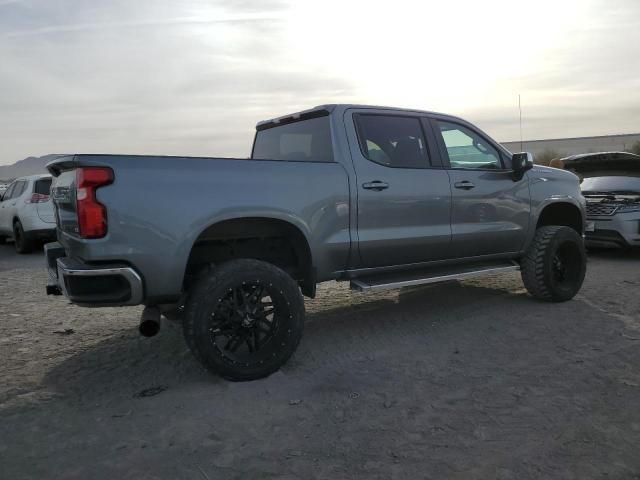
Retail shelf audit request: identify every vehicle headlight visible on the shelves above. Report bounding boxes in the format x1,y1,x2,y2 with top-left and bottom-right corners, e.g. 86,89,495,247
616,204,640,213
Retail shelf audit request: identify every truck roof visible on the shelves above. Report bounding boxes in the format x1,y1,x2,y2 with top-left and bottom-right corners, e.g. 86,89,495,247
256,104,461,130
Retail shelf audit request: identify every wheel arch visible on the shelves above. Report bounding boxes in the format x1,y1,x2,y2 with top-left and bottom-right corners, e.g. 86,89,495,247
535,200,584,234
183,215,316,297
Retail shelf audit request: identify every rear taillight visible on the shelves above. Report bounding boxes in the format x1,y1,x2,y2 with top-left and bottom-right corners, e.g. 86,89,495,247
25,193,49,203
76,167,113,239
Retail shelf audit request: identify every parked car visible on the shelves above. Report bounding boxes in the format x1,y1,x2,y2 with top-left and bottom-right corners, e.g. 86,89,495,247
557,152,640,248
0,174,56,252
44,104,587,381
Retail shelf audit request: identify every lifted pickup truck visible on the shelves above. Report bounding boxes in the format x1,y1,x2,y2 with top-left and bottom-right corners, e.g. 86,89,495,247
45,104,587,381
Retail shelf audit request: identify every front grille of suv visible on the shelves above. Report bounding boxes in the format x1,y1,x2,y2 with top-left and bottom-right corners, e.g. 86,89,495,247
586,203,618,216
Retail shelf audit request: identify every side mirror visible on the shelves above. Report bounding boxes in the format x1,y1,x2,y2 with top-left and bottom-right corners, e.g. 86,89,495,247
512,152,534,180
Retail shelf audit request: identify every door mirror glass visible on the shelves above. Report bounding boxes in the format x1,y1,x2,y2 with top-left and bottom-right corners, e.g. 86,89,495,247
512,152,534,180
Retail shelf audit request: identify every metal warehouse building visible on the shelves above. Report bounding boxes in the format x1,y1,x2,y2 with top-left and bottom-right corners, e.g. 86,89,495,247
502,133,640,157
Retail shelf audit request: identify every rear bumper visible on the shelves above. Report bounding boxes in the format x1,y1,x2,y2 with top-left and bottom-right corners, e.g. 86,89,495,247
45,242,144,306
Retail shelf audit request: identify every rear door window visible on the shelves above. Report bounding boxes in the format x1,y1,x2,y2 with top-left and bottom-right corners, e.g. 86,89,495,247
252,115,334,162
15,181,28,198
5,181,27,199
354,114,431,168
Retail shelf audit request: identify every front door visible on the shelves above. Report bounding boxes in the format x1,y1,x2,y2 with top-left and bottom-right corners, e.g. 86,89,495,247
346,111,452,268
431,118,530,258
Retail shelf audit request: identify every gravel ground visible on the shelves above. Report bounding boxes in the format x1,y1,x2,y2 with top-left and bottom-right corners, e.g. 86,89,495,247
1,242,639,479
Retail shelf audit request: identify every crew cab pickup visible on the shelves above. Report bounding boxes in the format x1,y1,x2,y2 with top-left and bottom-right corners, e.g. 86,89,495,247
45,104,587,381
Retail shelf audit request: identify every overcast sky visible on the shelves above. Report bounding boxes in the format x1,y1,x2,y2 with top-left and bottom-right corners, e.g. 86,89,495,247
1,0,639,164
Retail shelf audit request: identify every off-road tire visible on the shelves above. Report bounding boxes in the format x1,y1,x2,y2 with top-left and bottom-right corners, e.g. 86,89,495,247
13,221,36,254
521,225,586,302
183,259,305,381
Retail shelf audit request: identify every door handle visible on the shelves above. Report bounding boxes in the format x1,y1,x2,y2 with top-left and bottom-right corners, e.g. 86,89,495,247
362,181,389,191
454,181,475,190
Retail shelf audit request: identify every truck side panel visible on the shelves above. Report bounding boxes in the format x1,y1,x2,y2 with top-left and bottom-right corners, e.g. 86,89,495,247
53,155,351,300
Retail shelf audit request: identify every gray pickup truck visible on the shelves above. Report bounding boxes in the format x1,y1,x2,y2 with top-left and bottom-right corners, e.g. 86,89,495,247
45,104,587,381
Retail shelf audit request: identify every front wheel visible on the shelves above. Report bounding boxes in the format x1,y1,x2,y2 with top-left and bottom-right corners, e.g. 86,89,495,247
183,259,305,381
521,225,587,302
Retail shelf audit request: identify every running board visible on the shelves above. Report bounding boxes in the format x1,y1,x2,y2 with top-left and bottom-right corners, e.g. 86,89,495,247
350,261,520,292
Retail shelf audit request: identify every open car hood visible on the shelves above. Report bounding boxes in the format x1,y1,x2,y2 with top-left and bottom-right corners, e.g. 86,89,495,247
556,151,640,175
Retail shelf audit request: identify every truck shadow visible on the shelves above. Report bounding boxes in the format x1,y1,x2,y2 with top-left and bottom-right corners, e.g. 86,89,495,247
587,246,640,262
40,279,529,401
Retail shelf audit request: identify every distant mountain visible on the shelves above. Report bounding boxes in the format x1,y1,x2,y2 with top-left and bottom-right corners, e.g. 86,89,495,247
0,154,68,181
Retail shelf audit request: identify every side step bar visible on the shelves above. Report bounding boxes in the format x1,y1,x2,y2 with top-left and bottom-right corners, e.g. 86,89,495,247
350,261,520,292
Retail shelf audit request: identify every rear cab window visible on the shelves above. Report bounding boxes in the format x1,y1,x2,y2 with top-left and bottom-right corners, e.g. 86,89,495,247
252,115,334,162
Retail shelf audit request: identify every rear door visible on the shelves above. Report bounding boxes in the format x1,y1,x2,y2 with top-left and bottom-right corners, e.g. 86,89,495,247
345,109,452,268
430,117,530,257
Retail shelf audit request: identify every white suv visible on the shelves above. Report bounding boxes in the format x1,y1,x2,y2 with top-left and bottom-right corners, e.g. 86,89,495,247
0,174,56,253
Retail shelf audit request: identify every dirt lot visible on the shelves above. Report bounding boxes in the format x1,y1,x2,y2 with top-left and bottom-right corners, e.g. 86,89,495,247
1,243,639,480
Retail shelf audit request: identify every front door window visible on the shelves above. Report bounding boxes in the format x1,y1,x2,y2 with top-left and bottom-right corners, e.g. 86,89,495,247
437,121,502,170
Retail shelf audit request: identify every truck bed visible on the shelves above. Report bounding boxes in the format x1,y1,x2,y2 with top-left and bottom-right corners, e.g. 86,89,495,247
48,154,351,302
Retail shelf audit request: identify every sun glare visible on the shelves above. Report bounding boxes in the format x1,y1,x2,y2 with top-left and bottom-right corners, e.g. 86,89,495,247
286,0,591,111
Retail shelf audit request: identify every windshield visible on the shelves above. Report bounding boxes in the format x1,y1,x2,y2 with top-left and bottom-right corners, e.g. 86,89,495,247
581,175,640,194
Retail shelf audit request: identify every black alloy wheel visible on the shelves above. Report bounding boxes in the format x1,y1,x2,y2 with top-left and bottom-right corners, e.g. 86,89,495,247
183,259,305,381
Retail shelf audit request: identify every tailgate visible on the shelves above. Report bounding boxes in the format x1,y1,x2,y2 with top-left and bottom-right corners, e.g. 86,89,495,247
48,157,80,236
51,168,79,235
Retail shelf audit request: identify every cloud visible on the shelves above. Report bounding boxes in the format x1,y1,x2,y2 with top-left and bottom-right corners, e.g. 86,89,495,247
0,0,639,163
0,0,356,162
1,14,283,38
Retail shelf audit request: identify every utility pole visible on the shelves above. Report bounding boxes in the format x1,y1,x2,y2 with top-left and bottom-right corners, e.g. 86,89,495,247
519,94,523,152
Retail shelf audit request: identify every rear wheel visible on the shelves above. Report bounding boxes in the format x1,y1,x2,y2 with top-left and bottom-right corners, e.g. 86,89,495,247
13,221,36,254
521,225,586,302
183,259,305,381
